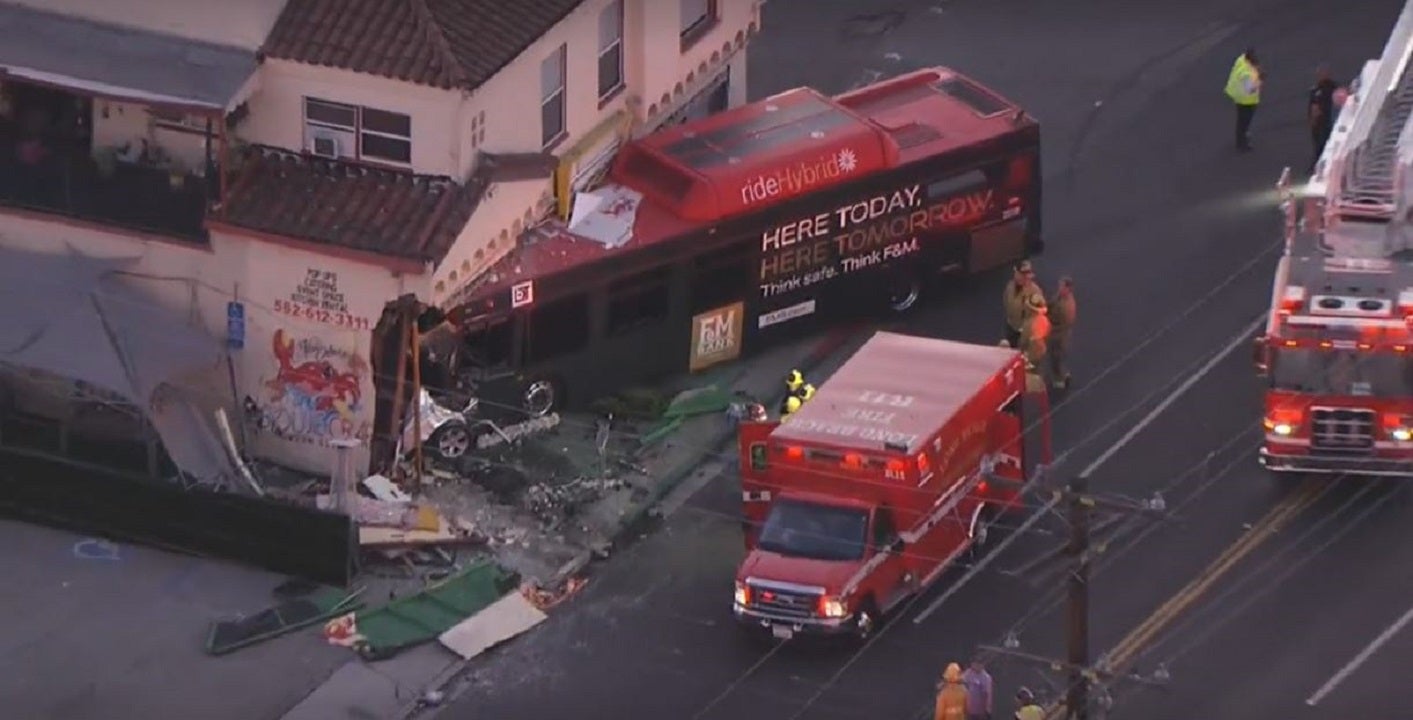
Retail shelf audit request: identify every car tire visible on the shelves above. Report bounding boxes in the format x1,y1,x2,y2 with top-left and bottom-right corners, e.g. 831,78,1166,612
429,422,474,460
854,598,881,642
966,505,995,561
886,273,922,314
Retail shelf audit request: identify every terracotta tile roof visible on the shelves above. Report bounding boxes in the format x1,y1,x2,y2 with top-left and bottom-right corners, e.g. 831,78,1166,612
261,0,587,90
219,145,468,263
218,147,558,264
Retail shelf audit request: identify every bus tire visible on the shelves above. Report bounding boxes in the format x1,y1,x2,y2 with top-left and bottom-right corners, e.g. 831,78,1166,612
522,376,563,418
886,273,922,314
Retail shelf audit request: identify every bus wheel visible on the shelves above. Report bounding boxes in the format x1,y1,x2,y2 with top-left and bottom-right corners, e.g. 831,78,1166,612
522,378,560,417
886,275,921,313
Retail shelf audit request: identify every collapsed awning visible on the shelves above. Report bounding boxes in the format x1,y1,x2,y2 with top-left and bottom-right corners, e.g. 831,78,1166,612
0,3,258,112
0,244,242,487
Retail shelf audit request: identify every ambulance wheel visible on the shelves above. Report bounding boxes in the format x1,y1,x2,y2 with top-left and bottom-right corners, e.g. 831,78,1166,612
966,506,996,561
853,599,881,641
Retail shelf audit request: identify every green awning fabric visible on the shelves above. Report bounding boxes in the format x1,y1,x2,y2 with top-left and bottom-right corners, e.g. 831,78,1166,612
356,562,515,657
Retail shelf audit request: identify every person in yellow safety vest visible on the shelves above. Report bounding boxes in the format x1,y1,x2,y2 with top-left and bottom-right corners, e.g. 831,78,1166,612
798,383,816,402
785,369,805,395
934,663,969,720
1013,687,1043,720
782,395,804,417
1019,293,1050,372
1225,47,1263,151
1002,260,1040,348
1047,276,1076,390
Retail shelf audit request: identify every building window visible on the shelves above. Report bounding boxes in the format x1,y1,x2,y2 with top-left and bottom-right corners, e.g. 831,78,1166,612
540,45,567,149
151,108,210,135
679,0,718,49
598,0,625,101
304,98,411,164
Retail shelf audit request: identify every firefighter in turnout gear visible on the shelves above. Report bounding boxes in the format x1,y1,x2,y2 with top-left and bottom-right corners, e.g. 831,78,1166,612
799,383,816,402
1002,260,1040,348
1019,293,1050,372
782,395,804,417
785,369,806,395
1013,688,1043,720
935,663,969,720
1047,277,1076,390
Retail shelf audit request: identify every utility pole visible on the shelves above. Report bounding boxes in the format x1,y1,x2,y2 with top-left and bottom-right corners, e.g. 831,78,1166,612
980,471,1174,719
1066,472,1091,720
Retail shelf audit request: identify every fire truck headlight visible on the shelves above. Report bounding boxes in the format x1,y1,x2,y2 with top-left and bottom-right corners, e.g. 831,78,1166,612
1271,423,1294,436
734,582,751,607
817,596,847,618
1394,428,1412,442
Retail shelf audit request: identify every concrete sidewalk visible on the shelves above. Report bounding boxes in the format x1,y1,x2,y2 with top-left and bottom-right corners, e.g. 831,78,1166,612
275,325,868,720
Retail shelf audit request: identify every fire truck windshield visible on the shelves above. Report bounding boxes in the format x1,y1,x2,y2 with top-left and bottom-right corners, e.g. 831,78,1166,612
1271,348,1413,395
757,499,869,562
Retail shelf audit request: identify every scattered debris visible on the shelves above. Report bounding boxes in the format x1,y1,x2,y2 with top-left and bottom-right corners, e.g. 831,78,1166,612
361,474,412,503
358,515,480,548
206,586,364,655
318,495,443,530
521,576,588,612
522,477,629,527
322,562,516,659
478,413,561,450
437,591,547,659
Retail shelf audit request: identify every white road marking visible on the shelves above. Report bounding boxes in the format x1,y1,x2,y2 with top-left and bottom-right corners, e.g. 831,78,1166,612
1305,601,1413,706
1079,315,1264,478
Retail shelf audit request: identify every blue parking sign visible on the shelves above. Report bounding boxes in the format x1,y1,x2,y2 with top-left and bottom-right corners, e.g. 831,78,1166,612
227,301,246,350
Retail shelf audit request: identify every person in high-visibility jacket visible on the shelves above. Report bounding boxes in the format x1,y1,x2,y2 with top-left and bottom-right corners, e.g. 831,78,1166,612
1002,260,1040,348
1013,688,1043,720
781,395,804,417
934,663,969,720
1225,48,1263,151
785,369,806,395
798,383,816,402
1019,293,1051,372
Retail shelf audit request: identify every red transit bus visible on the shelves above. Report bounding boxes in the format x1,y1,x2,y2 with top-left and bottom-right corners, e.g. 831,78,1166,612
444,67,1042,417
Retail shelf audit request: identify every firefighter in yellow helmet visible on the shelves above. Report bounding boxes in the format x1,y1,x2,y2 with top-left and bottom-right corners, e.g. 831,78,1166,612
1002,260,1040,348
934,662,968,720
1014,687,1043,720
799,383,816,402
785,369,805,394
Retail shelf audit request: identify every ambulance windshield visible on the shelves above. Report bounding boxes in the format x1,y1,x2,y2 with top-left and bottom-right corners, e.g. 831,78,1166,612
1271,348,1413,396
757,499,869,562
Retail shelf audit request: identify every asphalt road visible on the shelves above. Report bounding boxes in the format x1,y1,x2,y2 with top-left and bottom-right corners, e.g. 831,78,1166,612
434,1,1411,719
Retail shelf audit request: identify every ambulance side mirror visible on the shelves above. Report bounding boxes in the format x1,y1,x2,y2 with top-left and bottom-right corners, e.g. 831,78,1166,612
1252,336,1270,377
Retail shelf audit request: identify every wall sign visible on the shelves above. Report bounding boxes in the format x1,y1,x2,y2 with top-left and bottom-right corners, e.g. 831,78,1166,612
273,268,371,330
690,302,744,372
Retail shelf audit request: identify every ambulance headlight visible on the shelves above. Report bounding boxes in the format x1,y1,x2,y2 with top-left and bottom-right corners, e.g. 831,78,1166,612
1394,428,1412,442
1271,423,1294,436
817,596,847,618
734,582,751,607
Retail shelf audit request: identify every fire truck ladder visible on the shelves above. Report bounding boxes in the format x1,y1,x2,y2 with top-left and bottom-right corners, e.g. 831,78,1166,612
1334,0,1413,221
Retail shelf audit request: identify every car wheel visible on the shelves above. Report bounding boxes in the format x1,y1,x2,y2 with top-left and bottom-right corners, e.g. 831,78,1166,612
430,422,473,460
967,506,994,560
522,378,559,418
854,600,880,641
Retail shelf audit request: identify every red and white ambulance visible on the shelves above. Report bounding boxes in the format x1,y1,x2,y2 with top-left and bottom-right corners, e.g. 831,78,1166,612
732,331,1050,640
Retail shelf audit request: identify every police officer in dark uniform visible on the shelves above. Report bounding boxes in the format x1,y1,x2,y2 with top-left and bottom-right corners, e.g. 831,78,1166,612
1308,64,1341,171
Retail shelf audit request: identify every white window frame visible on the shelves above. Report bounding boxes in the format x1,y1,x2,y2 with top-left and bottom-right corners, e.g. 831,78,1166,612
540,44,567,149
597,0,625,101
303,97,412,165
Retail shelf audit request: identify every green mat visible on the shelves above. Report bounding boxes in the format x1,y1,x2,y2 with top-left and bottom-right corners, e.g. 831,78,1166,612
662,385,737,419
354,561,514,658
205,586,364,656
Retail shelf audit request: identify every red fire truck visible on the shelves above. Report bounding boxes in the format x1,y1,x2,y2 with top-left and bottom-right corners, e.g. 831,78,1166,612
732,332,1050,640
1255,13,1413,477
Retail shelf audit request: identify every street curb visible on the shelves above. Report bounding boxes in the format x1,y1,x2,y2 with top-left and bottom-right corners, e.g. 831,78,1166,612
394,324,863,719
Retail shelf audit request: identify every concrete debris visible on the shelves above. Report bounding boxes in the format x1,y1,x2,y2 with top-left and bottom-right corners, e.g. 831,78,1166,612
520,576,588,612
522,477,629,527
361,474,411,503
477,413,561,450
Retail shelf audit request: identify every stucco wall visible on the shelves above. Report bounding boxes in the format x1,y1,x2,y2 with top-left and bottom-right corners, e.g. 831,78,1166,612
0,209,428,477
630,0,758,127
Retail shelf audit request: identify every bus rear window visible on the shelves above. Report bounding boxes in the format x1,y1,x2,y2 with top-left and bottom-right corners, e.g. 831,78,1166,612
690,239,753,314
607,270,670,335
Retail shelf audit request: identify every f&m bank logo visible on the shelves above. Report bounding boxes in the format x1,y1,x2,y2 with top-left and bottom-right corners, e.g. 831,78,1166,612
690,302,745,372
740,148,861,207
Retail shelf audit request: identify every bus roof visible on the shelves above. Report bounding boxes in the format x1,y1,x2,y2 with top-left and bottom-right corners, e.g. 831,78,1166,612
456,68,1032,310
770,332,1022,455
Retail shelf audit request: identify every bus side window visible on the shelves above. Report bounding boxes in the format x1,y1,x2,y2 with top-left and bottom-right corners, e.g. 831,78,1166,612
872,508,897,549
463,319,516,367
927,169,987,199
607,269,670,336
691,239,753,314
526,294,590,363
